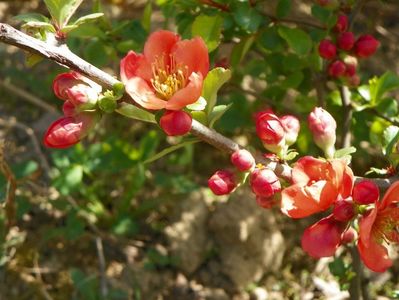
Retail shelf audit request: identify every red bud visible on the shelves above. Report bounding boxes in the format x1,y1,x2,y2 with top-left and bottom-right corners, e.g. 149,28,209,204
337,32,355,51
159,110,192,136
354,35,379,58
318,39,337,60
333,198,355,222
250,168,281,197
231,149,255,172
328,60,346,78
208,170,236,196
353,180,379,205
334,15,348,33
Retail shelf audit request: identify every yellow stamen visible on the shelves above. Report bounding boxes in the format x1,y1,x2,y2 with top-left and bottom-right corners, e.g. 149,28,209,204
151,54,188,100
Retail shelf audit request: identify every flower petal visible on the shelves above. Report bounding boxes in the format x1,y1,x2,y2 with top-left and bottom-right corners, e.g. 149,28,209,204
301,215,344,258
359,207,378,248
125,77,167,110
281,183,321,218
380,181,399,210
172,37,209,78
166,72,203,110
120,51,152,83
144,30,180,64
358,239,392,273
292,156,328,185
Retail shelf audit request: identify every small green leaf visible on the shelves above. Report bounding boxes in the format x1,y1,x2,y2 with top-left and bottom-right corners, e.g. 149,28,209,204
202,67,232,114
278,26,312,55
334,146,357,158
209,104,232,127
187,96,207,111
233,2,263,33
14,13,50,23
116,103,156,123
276,0,292,18
366,167,390,176
141,1,152,32
329,257,347,278
22,21,56,32
192,14,223,52
230,35,256,68
44,0,84,28
383,125,399,156
191,111,208,124
370,72,399,105
376,98,398,118
143,139,200,164
72,12,104,27
112,82,125,99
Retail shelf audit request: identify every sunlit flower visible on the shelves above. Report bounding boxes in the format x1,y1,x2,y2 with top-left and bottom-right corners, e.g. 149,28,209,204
358,182,399,272
281,156,354,218
120,30,209,110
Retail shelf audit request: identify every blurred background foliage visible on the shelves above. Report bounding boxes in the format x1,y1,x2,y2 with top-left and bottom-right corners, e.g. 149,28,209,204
1,0,399,299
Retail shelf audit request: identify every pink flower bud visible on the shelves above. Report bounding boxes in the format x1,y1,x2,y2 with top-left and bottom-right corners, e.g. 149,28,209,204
333,197,355,222
231,149,255,172
337,32,355,51
328,60,346,78
208,170,236,196
341,227,358,244
353,180,379,205
334,15,348,33
44,112,99,149
308,107,337,158
354,35,379,58
62,101,77,116
255,111,285,145
318,39,337,60
250,168,281,197
280,115,300,146
53,72,101,109
159,110,192,136
301,215,345,258
256,195,277,209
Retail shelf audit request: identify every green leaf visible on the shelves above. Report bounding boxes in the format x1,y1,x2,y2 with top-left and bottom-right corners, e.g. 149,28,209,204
281,71,304,89
278,26,312,55
72,12,104,27
141,1,152,32
370,72,399,105
329,257,347,278
311,5,333,25
376,98,398,118
21,21,56,32
209,104,232,128
233,2,263,33
191,111,208,124
192,14,223,52
202,67,231,114
143,139,200,164
230,35,256,68
276,0,292,18
383,125,399,156
116,103,156,123
14,13,50,23
334,146,357,158
43,0,84,28
98,96,117,113
186,96,207,111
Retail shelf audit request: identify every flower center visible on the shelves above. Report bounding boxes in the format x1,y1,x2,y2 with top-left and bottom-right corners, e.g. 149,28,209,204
151,55,188,100
373,207,399,244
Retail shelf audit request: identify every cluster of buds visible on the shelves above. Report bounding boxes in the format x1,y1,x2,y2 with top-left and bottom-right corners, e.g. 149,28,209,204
318,14,379,86
44,72,102,148
255,111,300,158
208,149,281,209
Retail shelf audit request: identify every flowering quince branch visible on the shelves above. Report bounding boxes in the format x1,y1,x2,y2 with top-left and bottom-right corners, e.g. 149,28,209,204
2,20,399,276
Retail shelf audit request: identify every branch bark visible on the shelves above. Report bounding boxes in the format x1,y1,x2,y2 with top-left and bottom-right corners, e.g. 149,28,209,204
0,22,395,188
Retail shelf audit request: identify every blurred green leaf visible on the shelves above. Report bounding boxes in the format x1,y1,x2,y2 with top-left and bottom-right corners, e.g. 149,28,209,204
278,26,312,55
14,13,50,23
192,14,223,52
141,1,153,32
370,72,399,105
209,104,232,128
230,35,256,68
232,2,262,33
116,103,156,123
143,139,199,164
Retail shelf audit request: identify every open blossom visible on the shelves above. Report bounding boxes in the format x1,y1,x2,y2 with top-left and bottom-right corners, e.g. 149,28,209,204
281,156,354,218
44,112,99,148
53,72,101,110
301,215,346,258
120,30,209,111
358,182,399,272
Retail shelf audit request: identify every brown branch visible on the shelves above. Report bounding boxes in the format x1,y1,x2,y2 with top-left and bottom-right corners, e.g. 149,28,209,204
0,22,395,189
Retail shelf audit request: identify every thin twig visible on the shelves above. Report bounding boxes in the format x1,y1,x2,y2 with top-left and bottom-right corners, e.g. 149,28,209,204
0,79,60,116
349,247,362,300
0,141,17,229
339,86,352,148
33,253,54,300
95,237,108,299
0,117,52,177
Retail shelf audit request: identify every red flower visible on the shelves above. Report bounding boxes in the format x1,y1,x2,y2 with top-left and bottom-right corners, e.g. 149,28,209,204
281,156,354,218
255,111,285,147
120,30,209,110
44,112,99,149
301,215,346,258
358,182,399,272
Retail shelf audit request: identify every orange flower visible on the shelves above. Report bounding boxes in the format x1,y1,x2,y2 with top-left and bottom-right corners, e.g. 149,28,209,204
281,156,354,218
120,30,209,110
358,182,399,272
